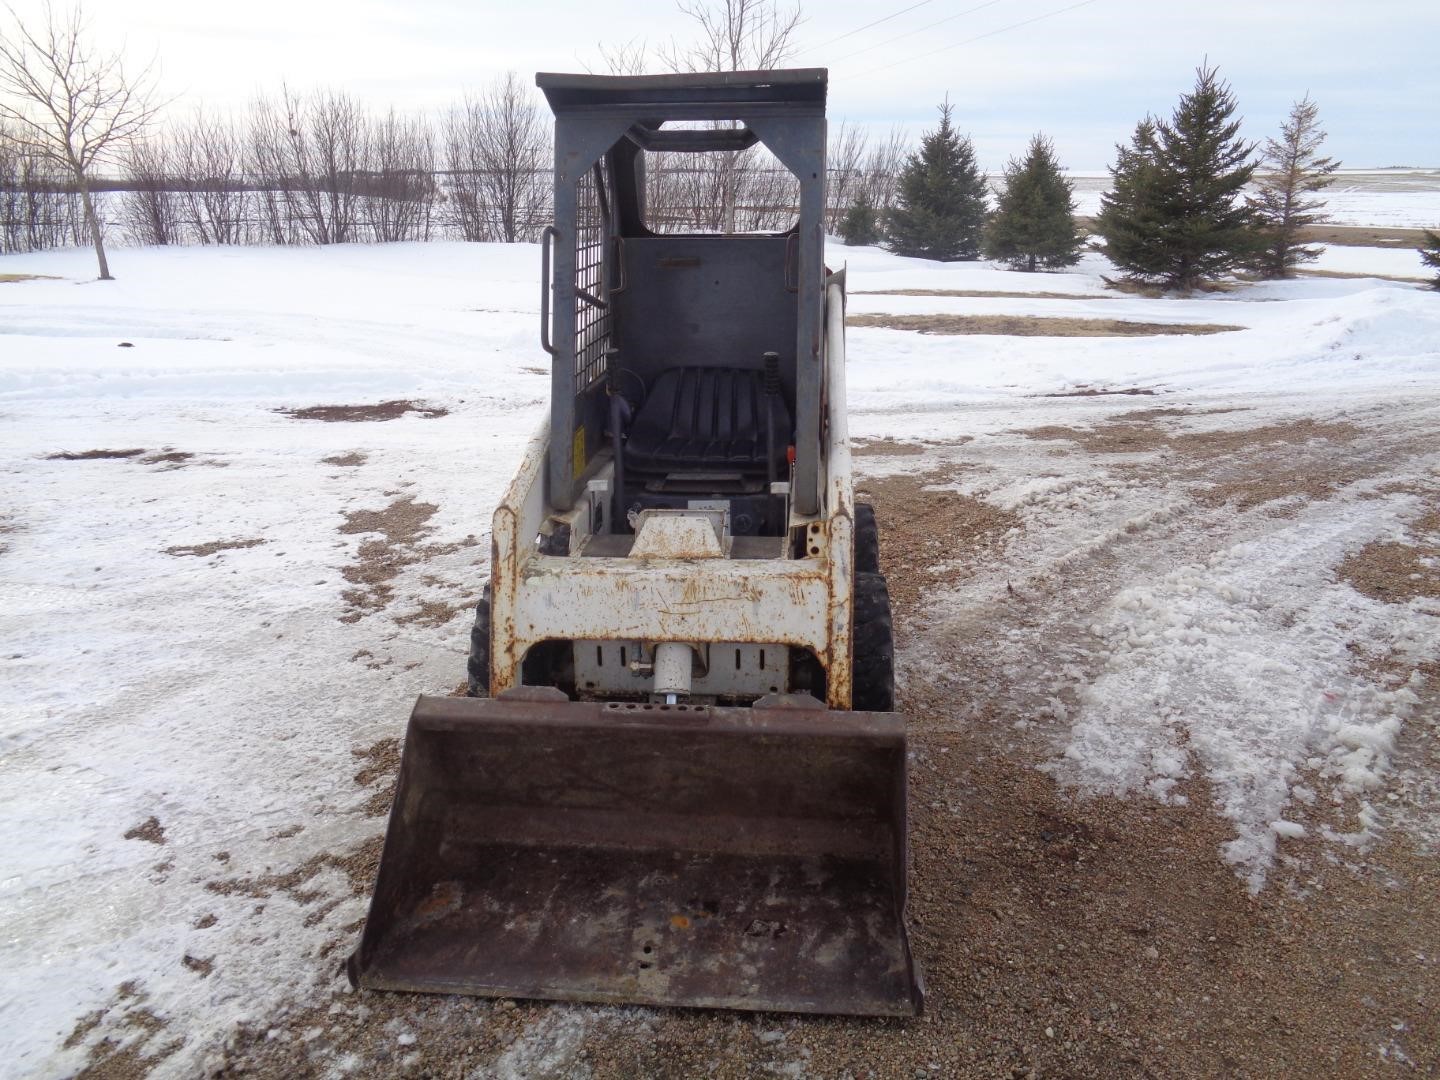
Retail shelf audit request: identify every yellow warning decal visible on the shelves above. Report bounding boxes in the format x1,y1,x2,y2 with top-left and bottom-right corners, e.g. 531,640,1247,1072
572,425,586,477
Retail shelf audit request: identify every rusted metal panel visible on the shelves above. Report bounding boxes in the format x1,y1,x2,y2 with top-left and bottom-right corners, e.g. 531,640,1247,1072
514,555,832,652
822,279,855,709
348,691,921,1017
490,417,551,695
628,509,729,558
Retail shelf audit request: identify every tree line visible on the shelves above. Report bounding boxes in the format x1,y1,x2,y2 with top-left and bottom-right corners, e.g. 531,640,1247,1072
3,1,1438,291
1,84,906,254
840,65,1440,292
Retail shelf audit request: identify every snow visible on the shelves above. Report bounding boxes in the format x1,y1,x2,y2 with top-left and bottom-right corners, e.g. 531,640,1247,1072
1069,172,1440,229
1045,488,1437,893
2,230,1439,1075
1311,243,1429,280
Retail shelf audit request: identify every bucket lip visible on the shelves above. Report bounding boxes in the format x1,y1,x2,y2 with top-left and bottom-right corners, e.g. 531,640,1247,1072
408,693,907,743
349,966,923,1018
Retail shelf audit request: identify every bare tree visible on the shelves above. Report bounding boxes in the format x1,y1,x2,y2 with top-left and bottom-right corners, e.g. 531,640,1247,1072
1251,94,1339,279
860,126,908,211
120,133,176,245
1,118,82,252
284,86,365,245
657,0,804,233
658,0,803,73
245,93,295,244
0,3,161,277
826,121,868,231
363,108,436,242
443,73,547,243
474,73,548,243
174,108,247,245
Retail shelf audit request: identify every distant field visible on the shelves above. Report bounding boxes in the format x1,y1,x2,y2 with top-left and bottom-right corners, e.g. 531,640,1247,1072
1074,218,1431,250
1069,168,1440,229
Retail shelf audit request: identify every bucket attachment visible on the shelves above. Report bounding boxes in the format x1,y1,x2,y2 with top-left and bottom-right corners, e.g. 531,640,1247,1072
348,688,922,1017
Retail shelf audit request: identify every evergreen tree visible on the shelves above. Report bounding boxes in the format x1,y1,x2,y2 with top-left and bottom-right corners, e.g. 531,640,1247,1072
1421,228,1440,290
1252,95,1339,278
982,134,1083,272
884,102,987,261
1095,117,1164,279
838,189,883,246
1096,65,1259,290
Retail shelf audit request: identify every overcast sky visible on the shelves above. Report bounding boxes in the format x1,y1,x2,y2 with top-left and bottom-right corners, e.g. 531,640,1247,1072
6,0,1437,171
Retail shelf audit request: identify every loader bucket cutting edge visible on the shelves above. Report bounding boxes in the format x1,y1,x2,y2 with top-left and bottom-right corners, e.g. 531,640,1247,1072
347,691,922,1017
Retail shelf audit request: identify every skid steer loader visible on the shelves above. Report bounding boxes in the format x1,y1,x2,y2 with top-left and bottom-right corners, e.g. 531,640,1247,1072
347,68,922,1017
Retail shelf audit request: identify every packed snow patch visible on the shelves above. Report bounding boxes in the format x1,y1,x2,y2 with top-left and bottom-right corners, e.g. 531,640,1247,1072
1049,489,1438,891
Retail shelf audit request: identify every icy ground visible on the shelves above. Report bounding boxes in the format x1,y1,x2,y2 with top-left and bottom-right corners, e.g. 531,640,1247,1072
2,240,1439,1077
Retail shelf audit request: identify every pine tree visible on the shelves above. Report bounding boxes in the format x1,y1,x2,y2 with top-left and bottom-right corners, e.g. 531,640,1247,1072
1095,117,1164,279
1097,65,1259,290
884,102,987,261
982,134,1083,272
838,189,883,246
1421,228,1440,290
1252,95,1339,278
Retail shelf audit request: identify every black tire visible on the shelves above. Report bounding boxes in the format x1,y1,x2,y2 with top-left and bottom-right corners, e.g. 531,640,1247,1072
852,571,895,711
465,584,491,697
854,502,881,575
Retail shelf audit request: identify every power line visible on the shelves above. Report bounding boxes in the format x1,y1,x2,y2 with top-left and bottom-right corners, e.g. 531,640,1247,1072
799,0,938,54
832,0,1009,64
855,0,1103,76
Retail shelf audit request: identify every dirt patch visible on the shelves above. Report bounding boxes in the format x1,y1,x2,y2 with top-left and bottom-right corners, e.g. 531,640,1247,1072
393,598,471,628
181,954,214,978
1116,406,1249,421
847,313,1243,337
851,287,1118,301
0,272,61,283
859,468,1021,617
1297,267,1430,285
853,435,973,458
354,737,402,817
69,981,181,1079
211,987,545,1079
123,817,166,845
1017,421,1171,454
854,437,926,457
280,400,448,423
1017,416,1362,463
46,448,146,461
1043,386,1157,398
164,538,264,558
207,837,383,906
321,451,368,467
140,450,193,466
340,496,439,548
1301,223,1433,248
520,365,548,376
1338,509,1440,604
1174,418,1363,455
337,496,479,622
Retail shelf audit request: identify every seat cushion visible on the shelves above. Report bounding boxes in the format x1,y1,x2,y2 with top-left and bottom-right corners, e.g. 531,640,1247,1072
624,366,792,475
